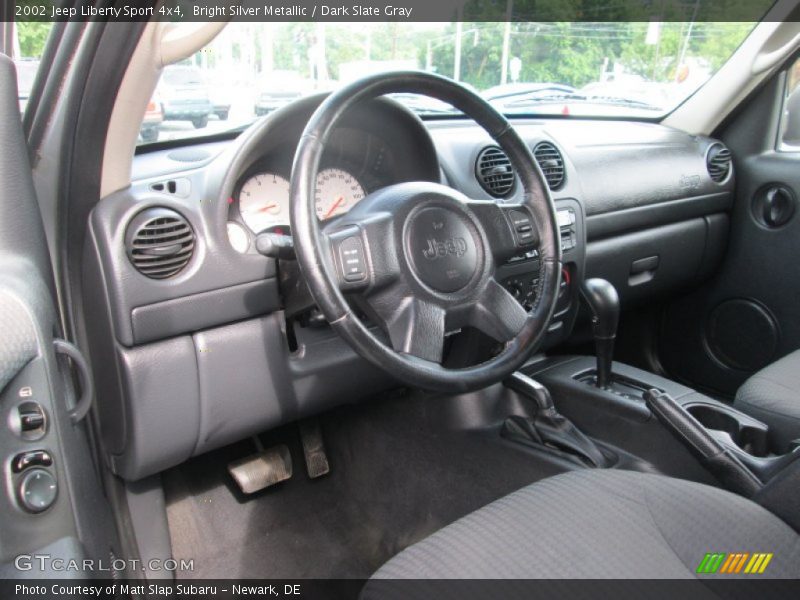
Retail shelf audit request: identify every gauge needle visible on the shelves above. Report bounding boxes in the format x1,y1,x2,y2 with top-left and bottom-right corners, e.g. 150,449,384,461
258,203,278,213
324,196,344,219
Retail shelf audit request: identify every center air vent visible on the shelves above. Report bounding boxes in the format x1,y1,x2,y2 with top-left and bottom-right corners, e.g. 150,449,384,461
125,208,195,279
476,146,515,197
706,143,732,183
533,142,565,190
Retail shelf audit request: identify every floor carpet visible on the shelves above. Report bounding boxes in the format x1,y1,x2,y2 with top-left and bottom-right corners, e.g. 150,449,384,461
163,391,571,580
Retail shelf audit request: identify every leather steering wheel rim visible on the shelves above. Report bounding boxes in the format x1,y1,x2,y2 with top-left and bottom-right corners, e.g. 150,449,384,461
290,71,561,393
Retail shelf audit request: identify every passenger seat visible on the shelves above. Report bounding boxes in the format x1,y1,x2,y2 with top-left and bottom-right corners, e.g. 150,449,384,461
735,349,800,453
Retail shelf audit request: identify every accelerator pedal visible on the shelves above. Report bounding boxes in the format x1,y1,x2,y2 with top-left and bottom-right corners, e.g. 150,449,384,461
228,438,292,494
299,419,330,479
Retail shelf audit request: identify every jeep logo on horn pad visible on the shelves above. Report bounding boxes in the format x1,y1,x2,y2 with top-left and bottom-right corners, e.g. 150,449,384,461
407,206,479,293
422,237,468,260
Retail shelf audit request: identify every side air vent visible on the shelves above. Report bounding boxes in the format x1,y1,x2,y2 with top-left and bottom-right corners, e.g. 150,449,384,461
706,143,732,183
125,208,195,279
475,146,515,197
533,141,565,190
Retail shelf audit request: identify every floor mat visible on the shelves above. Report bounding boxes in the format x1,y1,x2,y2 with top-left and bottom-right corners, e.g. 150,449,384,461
163,391,571,579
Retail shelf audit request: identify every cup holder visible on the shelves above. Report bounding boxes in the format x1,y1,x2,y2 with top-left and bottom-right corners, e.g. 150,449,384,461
685,403,769,457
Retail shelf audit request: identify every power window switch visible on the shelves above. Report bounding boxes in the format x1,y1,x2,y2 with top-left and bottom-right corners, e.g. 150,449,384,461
19,407,45,432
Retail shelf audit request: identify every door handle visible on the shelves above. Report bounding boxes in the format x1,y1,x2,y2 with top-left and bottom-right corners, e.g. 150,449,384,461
53,339,93,424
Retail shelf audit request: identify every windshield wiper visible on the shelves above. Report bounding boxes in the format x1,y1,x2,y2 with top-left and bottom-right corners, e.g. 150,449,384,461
580,95,663,111
493,92,584,107
499,92,662,112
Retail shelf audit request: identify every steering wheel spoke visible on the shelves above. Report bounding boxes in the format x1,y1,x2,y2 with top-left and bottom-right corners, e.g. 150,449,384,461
366,289,446,363
323,212,398,292
465,200,540,264
470,278,529,342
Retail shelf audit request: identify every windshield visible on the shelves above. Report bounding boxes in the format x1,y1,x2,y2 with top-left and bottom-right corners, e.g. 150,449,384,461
139,20,759,146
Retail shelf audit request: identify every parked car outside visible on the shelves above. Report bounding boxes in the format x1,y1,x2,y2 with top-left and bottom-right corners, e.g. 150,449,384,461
254,70,313,116
159,65,213,128
210,88,232,120
139,95,163,143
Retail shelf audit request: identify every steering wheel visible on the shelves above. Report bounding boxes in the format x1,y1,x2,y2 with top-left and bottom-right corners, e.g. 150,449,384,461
290,71,560,393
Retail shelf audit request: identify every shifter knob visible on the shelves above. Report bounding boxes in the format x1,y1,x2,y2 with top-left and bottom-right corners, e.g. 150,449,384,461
580,278,620,389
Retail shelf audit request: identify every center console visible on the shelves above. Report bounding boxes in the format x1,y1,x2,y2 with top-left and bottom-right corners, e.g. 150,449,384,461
516,278,800,524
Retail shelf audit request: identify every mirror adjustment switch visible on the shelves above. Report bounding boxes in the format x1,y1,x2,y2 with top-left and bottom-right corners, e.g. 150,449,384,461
12,450,53,473
18,468,58,513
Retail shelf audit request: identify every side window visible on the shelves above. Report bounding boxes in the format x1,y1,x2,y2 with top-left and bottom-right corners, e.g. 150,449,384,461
779,56,800,151
12,22,53,116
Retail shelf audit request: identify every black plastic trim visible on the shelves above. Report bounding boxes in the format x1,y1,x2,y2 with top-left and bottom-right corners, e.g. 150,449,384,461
586,192,732,241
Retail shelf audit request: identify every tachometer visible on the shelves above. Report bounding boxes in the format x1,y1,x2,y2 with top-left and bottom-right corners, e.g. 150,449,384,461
239,172,290,233
315,168,365,220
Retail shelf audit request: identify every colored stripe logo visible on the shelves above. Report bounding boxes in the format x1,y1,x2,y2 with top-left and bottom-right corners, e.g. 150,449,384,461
696,552,773,574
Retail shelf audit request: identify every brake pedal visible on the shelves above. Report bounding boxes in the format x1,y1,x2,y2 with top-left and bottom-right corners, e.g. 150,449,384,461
228,440,292,494
299,419,330,479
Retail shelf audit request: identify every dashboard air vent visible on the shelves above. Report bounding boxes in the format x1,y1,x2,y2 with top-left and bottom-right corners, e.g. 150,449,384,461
533,141,565,190
125,208,195,279
475,146,515,197
706,143,732,183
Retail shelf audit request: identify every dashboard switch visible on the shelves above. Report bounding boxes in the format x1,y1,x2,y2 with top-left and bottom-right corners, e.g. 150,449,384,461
12,450,53,473
338,236,367,283
18,468,58,513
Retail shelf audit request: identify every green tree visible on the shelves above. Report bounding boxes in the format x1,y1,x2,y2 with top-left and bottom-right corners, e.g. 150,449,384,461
16,22,51,58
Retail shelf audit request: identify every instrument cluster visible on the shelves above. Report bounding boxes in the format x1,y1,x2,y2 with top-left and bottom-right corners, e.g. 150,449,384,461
226,142,383,253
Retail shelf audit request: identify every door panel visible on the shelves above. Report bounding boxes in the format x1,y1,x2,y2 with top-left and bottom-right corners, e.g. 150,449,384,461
0,53,118,577
659,63,800,397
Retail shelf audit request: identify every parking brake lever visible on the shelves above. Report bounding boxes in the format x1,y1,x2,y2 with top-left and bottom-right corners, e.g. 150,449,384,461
643,389,762,497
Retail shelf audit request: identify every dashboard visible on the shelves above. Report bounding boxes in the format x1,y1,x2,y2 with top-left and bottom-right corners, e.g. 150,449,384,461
87,93,735,481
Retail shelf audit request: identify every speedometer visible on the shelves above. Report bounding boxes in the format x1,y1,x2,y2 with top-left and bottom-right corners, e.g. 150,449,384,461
239,172,290,233
315,168,365,220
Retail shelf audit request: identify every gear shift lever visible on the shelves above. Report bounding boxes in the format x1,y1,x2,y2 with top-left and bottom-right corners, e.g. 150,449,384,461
580,278,620,389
